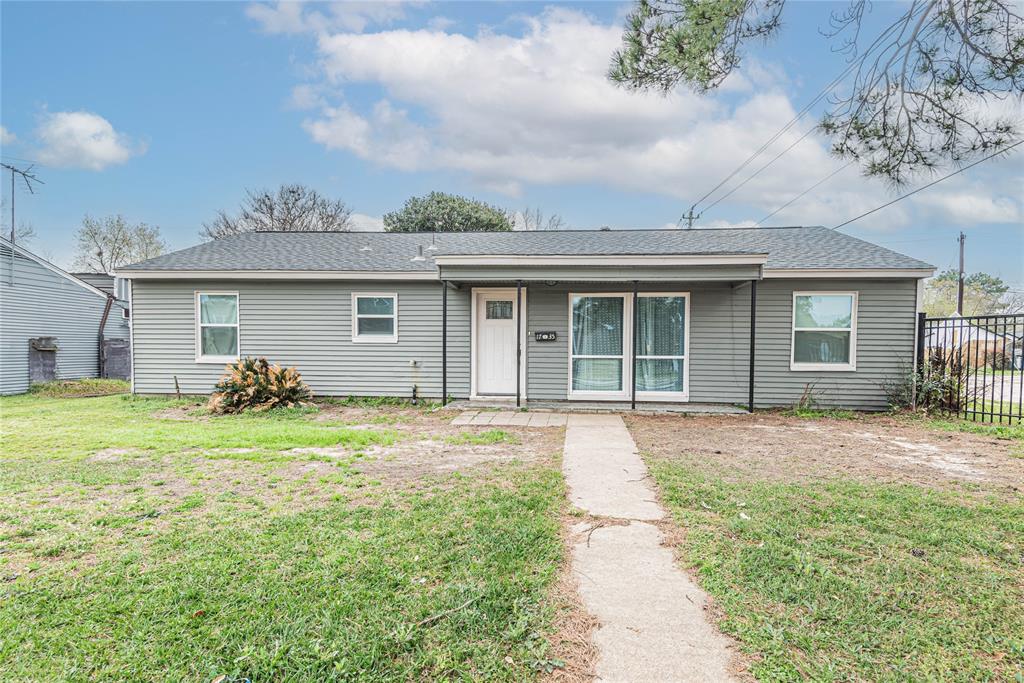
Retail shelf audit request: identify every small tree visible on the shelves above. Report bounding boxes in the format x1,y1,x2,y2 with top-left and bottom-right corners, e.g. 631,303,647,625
383,192,513,233
924,269,1018,317
72,215,166,273
202,184,353,240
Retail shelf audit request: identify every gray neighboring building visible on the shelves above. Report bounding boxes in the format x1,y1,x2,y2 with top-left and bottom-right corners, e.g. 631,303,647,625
118,227,934,410
1,238,129,395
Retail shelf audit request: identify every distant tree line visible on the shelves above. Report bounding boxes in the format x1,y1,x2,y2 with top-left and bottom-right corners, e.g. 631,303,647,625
66,184,569,272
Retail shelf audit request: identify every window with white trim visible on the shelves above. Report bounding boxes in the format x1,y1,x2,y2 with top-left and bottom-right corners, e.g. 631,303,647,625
791,292,857,370
352,293,398,343
196,292,239,362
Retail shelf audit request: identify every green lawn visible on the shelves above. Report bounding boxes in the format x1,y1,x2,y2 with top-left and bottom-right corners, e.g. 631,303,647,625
644,442,1024,681
0,393,565,682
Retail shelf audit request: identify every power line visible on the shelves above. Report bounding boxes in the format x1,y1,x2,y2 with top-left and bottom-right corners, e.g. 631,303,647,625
680,5,922,224
700,126,818,215
832,140,1023,230
756,161,854,226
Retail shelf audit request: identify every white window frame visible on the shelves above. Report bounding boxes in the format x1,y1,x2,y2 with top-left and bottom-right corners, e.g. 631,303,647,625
790,290,858,371
567,292,632,401
195,291,240,364
635,292,690,402
351,292,399,344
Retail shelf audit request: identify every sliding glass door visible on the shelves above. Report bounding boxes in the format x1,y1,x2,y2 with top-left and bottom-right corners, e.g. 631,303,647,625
571,294,626,397
635,294,688,400
569,291,689,401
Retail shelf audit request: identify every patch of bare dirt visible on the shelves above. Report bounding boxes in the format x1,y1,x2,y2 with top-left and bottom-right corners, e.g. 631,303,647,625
543,514,599,683
626,413,1024,492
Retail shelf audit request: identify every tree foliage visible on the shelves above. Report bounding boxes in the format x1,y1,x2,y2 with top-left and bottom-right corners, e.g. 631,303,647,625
202,184,353,240
610,0,1024,184
924,268,1022,316
383,192,514,232
72,215,166,273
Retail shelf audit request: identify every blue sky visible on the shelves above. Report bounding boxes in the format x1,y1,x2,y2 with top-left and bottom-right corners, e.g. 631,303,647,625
1,1,1021,285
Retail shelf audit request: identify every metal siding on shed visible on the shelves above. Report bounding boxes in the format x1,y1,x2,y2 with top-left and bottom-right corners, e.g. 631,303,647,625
130,279,471,397
1,247,125,394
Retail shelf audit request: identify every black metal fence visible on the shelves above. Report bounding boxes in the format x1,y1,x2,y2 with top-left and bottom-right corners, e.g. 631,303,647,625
917,313,1024,423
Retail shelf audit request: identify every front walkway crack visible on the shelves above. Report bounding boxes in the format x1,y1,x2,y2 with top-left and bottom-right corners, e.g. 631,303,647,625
562,414,740,682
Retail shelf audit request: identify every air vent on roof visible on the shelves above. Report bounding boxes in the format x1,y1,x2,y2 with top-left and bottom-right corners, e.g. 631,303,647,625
411,245,426,262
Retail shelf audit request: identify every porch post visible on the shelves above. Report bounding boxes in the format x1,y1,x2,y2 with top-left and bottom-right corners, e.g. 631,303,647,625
631,280,638,410
441,279,448,406
748,279,757,412
516,280,523,408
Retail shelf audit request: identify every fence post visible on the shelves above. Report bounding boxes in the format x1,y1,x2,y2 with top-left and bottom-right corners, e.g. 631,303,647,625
913,312,926,410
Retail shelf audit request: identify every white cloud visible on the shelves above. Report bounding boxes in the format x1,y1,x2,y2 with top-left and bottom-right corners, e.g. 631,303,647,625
912,186,1022,224
273,6,1021,229
349,212,385,231
0,125,16,145
248,1,416,35
35,111,143,170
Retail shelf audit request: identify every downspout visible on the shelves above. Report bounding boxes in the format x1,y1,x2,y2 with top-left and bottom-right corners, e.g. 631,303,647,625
97,293,114,378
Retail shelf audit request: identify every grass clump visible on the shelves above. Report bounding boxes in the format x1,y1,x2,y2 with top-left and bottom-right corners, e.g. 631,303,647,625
447,430,519,446
648,460,1024,681
28,378,129,397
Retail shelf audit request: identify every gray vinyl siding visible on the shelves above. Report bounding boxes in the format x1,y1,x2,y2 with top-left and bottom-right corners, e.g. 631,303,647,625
524,282,751,403
1,246,128,395
130,276,916,410
524,279,916,410
752,278,917,410
130,280,471,398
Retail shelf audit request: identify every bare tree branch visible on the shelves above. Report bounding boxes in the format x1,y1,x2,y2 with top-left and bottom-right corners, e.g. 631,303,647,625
201,184,353,240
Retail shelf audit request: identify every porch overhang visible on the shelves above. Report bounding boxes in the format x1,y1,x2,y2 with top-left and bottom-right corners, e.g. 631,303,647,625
435,253,767,283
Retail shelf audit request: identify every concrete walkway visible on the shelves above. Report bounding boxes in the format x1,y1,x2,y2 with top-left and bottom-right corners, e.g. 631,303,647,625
563,414,738,683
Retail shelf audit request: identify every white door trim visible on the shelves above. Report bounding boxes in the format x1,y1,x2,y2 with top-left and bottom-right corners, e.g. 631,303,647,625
470,287,528,400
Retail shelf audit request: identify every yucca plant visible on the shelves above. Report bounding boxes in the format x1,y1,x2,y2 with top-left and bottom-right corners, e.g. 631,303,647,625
208,357,313,414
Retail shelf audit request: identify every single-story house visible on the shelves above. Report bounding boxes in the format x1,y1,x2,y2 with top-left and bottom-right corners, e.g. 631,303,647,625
1,237,130,394
117,226,935,410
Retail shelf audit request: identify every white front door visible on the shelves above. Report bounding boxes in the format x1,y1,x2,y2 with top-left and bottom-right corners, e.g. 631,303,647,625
476,292,518,396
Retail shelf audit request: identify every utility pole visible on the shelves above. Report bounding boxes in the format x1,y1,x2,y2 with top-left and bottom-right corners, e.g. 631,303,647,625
677,205,701,229
956,231,966,316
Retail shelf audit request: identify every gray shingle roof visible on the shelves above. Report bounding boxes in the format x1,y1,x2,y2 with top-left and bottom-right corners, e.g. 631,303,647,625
121,227,933,273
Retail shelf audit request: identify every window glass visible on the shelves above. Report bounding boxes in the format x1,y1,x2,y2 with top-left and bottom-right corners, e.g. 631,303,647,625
200,294,238,325
486,301,513,320
356,296,395,316
636,359,685,392
201,326,238,356
637,296,685,356
358,317,395,336
794,295,853,328
572,297,623,356
572,358,623,392
793,330,851,364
